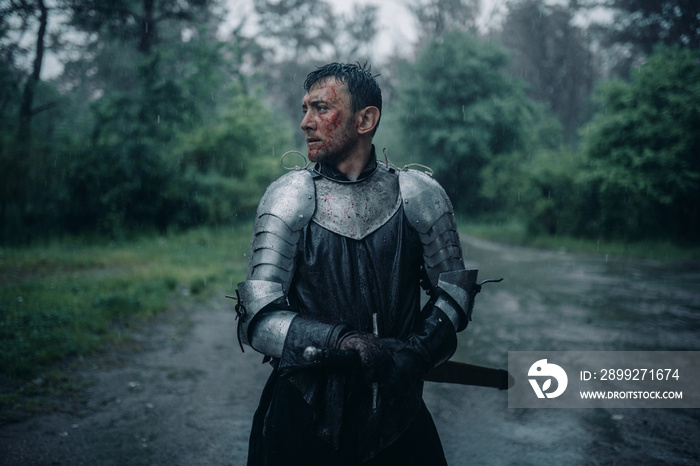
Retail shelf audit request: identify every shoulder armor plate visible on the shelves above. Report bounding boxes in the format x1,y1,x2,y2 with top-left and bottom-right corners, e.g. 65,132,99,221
247,169,315,285
257,169,315,232
312,165,401,240
399,169,465,287
398,169,453,234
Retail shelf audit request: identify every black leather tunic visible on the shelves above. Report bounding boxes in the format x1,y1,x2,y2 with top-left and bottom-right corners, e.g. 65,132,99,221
248,155,455,464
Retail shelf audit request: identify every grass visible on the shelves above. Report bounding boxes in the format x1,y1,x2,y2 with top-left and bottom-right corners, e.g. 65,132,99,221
0,225,251,382
1,224,252,424
459,220,700,262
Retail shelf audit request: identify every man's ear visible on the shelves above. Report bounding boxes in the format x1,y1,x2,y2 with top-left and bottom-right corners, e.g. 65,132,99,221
357,106,380,135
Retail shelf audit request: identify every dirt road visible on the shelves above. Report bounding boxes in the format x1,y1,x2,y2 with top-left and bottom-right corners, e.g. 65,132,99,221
0,299,269,466
2,236,699,465
0,300,514,466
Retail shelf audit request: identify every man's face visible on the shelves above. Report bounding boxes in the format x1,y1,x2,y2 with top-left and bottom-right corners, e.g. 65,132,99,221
300,78,358,165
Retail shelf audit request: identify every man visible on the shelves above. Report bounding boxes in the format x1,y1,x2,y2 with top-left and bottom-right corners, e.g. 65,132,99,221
236,63,478,465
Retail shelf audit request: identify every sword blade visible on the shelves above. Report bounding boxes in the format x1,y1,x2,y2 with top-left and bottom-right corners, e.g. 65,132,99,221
425,360,514,390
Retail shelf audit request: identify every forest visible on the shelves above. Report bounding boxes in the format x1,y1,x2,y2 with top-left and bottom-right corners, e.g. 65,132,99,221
1,0,699,245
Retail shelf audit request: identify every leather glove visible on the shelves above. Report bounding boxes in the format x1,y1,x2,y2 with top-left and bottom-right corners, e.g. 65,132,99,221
337,331,392,383
382,305,459,389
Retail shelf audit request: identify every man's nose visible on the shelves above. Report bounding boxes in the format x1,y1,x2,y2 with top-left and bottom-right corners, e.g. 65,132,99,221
301,112,314,131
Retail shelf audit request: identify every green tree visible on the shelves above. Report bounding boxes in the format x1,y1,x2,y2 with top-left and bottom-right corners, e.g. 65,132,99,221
580,45,700,241
396,31,560,214
600,0,700,53
584,0,700,78
251,0,380,147
174,92,293,225
28,0,291,237
0,0,68,243
498,0,596,143
408,0,481,38
55,0,283,235
480,147,593,236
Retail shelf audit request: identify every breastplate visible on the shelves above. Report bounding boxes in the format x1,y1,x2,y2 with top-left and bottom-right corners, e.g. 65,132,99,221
312,166,402,240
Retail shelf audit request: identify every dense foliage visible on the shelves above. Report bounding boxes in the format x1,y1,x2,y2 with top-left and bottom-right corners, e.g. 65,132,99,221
577,45,700,241
0,0,698,245
395,31,560,215
480,45,700,241
0,0,291,243
498,0,596,142
601,0,700,53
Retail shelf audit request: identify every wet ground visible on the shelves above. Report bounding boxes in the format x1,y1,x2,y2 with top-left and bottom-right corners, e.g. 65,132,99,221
437,236,700,465
1,236,699,465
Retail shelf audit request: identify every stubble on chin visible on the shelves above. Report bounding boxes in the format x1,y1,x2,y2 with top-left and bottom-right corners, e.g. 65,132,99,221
307,148,335,165
307,142,353,167
309,134,355,167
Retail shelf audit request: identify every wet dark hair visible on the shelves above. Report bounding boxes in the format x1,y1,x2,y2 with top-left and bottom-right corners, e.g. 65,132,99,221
304,62,382,133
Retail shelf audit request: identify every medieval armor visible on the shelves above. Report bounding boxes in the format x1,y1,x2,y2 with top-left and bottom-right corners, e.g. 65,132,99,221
237,151,475,462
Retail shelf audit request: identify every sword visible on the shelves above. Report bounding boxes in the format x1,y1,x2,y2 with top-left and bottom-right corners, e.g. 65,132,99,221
371,313,379,410
303,346,513,390
425,360,514,390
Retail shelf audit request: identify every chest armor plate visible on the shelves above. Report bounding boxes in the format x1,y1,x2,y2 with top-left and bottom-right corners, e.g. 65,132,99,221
312,166,402,240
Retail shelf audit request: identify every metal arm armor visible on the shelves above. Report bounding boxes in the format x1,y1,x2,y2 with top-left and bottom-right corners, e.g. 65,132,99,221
398,169,465,286
435,269,479,332
246,169,315,288
399,169,475,332
236,169,315,357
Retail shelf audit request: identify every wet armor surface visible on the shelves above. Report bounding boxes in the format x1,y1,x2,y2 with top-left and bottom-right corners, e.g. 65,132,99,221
240,151,469,464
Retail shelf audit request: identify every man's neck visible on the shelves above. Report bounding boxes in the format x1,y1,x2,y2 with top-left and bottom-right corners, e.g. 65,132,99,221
335,140,373,181
317,145,376,183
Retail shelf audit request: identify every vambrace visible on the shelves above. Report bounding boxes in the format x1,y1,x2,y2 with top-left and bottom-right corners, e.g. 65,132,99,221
392,268,485,382
408,304,458,370
434,268,480,332
236,281,349,367
277,314,350,370
386,304,458,384
236,279,287,353
399,170,480,333
235,169,318,357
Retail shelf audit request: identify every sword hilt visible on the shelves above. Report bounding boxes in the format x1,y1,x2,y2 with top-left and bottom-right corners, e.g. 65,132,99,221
302,346,360,366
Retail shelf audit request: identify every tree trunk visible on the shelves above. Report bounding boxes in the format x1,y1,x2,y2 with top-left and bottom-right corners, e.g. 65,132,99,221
139,0,156,55
17,0,48,143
